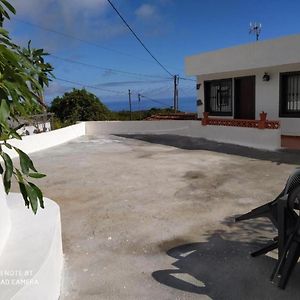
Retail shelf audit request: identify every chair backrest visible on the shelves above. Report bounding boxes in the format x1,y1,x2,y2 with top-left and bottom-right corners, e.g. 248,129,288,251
284,168,300,196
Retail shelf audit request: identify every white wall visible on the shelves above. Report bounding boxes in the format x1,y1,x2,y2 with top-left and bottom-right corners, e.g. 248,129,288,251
186,34,300,137
86,121,280,150
5,122,86,158
0,123,85,279
195,66,300,136
186,34,300,76
86,121,192,136
280,118,300,135
0,123,82,300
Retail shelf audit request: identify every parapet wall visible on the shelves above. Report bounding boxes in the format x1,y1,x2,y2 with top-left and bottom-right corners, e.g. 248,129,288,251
0,122,86,258
8,122,86,158
85,121,281,151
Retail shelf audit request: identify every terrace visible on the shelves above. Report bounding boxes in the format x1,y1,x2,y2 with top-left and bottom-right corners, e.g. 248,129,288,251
4,122,300,299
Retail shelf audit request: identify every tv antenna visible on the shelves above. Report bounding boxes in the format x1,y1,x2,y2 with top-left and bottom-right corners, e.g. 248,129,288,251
249,22,262,41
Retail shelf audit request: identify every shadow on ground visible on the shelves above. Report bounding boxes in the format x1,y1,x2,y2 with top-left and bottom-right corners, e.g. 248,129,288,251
152,217,300,300
116,134,300,165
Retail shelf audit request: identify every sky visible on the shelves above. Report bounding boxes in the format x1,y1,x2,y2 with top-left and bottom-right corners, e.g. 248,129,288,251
6,0,300,111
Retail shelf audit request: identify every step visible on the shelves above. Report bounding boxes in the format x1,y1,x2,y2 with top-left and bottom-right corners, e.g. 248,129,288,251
0,193,63,300
281,135,300,149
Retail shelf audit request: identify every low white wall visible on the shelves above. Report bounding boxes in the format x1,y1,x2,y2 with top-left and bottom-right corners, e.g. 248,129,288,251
0,123,85,299
86,121,191,136
5,122,85,158
0,123,85,250
86,121,281,150
189,123,280,150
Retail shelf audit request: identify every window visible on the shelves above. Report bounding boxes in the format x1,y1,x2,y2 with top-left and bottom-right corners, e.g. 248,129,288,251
204,79,232,116
280,72,300,117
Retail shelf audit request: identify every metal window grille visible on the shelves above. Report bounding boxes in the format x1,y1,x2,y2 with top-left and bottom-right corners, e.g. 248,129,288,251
286,74,300,112
282,73,300,114
206,79,232,114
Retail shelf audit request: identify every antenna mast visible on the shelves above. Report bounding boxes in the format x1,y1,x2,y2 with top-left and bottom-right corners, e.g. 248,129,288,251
249,22,262,41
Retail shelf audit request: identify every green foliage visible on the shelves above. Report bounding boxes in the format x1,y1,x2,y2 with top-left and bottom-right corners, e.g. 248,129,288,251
50,89,112,125
0,1,53,213
0,0,15,26
52,117,63,130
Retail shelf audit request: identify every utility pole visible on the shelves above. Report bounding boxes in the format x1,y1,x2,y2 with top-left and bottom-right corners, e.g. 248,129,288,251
176,76,179,111
138,93,142,120
173,75,179,112
128,89,132,120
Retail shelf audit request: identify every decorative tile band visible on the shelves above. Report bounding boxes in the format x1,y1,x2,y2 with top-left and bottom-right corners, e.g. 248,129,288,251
202,112,280,129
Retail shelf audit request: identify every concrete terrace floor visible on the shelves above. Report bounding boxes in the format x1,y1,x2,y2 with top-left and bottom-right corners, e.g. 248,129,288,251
16,135,300,299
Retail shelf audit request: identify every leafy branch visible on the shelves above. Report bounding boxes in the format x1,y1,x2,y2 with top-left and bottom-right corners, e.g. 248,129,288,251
0,1,54,213
0,143,45,213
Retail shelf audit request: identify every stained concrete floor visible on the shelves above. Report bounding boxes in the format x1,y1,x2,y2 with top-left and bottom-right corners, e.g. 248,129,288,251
16,135,300,299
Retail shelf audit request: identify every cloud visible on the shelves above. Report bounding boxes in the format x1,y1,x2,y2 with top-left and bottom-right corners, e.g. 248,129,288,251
133,3,170,37
13,0,108,21
10,1,171,52
94,79,165,87
12,0,126,49
44,81,70,98
135,4,157,20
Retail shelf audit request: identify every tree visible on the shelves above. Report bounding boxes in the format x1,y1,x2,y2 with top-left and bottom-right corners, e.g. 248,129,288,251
0,0,53,213
50,89,111,125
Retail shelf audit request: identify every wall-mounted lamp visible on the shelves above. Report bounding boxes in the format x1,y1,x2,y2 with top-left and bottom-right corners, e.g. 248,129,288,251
197,99,203,106
262,72,270,81
196,83,201,90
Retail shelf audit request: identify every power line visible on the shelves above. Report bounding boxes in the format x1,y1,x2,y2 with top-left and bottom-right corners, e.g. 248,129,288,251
49,54,171,80
14,15,189,108
144,85,173,97
13,17,192,97
106,0,173,77
139,94,172,108
54,77,126,95
14,17,182,78
14,17,189,77
12,18,193,80
55,77,172,97
12,18,156,65
54,77,172,109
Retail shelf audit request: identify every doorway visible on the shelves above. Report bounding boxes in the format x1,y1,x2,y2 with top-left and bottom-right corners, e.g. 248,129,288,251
234,76,256,119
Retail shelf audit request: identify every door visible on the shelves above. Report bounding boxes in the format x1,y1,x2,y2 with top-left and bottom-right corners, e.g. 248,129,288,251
234,76,255,119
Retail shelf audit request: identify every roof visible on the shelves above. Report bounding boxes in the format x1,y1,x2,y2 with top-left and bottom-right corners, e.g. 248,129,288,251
185,34,300,76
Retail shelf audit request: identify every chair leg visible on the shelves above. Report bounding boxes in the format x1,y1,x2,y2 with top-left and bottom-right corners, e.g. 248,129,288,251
251,240,278,257
278,242,300,289
270,233,294,281
235,203,273,222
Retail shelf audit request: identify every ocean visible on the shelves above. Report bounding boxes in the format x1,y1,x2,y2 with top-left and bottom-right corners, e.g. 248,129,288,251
104,96,196,112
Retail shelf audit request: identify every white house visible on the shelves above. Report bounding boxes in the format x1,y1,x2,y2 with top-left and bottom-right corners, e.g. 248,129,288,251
185,34,300,149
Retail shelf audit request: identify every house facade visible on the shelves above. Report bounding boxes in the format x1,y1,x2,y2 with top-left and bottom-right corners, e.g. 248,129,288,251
185,34,300,149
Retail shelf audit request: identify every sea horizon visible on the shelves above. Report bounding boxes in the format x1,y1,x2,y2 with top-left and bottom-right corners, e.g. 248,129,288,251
104,96,196,113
